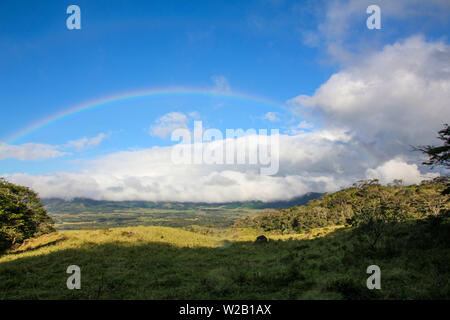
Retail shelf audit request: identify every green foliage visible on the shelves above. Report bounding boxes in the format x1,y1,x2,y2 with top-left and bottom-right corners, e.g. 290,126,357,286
415,123,450,169
349,184,412,250
236,180,449,234
0,178,55,252
414,123,450,195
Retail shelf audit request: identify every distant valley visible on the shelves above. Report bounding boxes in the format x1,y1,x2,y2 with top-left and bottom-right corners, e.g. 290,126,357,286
42,193,324,230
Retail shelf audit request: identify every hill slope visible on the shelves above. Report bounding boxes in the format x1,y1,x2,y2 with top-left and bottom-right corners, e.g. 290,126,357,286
1,220,449,299
235,182,449,233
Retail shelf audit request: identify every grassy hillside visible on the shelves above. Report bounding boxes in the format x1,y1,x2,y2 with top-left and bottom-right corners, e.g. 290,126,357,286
1,180,448,299
1,219,449,299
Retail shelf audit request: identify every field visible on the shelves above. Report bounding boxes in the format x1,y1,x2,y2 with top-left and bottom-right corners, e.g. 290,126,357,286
48,207,271,230
1,221,448,299
42,195,321,230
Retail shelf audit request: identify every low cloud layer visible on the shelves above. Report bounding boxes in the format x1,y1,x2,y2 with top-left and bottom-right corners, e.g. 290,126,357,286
4,129,438,202
366,158,439,185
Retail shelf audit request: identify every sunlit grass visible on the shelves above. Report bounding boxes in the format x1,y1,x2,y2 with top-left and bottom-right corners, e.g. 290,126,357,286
0,223,448,299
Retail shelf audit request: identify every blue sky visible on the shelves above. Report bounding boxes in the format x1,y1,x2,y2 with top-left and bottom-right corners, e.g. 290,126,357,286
0,0,449,201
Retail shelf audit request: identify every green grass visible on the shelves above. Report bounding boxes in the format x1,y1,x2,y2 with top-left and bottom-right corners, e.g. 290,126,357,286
1,222,448,299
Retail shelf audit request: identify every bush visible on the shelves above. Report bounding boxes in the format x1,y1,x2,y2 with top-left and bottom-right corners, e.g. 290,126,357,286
0,178,55,252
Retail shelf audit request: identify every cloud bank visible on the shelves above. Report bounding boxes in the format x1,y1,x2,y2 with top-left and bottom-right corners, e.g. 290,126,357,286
290,36,450,162
3,128,439,202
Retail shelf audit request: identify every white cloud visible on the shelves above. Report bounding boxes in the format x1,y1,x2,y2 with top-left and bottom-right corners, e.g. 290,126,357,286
67,133,108,151
366,158,439,185
3,130,362,201
264,112,280,122
0,133,110,161
211,75,231,92
0,142,66,161
3,126,439,201
297,121,314,129
304,0,450,63
286,121,314,134
150,112,189,138
290,36,450,161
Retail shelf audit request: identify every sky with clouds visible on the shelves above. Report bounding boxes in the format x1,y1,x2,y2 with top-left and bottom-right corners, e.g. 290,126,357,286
0,0,449,201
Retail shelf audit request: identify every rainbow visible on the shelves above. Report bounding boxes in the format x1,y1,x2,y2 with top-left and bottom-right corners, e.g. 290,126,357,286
1,87,381,165
3,86,287,145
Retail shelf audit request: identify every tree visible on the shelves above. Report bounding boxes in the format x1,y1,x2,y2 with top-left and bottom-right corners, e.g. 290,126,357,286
415,124,449,169
348,186,407,251
0,178,55,252
414,124,450,195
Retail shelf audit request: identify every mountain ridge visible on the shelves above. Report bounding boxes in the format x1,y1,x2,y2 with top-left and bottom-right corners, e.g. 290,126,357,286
42,192,325,212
